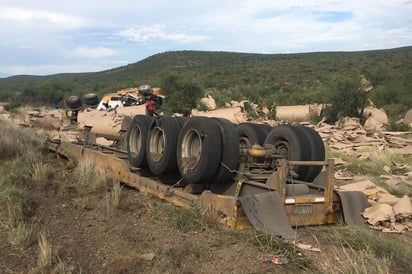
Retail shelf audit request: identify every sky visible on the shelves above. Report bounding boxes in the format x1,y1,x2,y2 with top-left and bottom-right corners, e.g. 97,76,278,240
0,0,411,77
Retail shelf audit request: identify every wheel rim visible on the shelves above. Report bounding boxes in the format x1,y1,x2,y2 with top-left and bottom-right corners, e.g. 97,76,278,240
239,135,251,149
181,129,202,173
149,127,165,162
129,125,142,157
273,139,291,159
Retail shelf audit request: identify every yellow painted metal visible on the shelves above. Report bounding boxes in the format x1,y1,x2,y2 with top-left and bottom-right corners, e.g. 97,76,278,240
248,149,266,157
48,141,253,228
294,197,317,204
47,140,343,234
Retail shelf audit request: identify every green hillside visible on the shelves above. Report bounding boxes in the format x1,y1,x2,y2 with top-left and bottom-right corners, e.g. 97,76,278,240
0,47,411,120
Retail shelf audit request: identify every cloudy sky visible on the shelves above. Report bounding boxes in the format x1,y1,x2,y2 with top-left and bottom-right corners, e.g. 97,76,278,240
1,0,411,77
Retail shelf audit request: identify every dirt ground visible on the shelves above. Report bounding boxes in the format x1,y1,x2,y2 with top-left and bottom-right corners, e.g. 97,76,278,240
1,151,410,274
0,153,296,274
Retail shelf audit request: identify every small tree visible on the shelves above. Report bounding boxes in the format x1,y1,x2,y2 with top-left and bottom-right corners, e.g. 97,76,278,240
158,72,203,114
324,77,368,124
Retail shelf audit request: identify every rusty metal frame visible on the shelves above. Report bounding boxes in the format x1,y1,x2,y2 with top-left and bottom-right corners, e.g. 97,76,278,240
47,140,342,232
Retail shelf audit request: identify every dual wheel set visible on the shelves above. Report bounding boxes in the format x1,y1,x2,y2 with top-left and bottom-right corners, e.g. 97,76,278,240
126,115,325,187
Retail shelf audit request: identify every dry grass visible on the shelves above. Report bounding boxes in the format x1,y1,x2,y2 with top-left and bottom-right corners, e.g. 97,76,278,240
75,160,107,192
328,146,411,176
327,146,412,195
0,120,43,161
109,179,123,208
1,185,33,227
31,162,52,187
37,231,55,268
9,222,32,247
252,232,314,271
309,226,412,274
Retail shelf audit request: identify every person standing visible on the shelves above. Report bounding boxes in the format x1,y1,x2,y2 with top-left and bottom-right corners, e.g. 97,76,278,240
145,97,155,116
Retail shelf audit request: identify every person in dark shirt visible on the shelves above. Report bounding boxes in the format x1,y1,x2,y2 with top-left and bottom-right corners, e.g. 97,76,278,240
182,105,192,117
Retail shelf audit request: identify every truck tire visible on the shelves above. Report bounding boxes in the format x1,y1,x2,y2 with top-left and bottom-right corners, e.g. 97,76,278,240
237,122,268,148
177,117,222,184
127,115,152,167
211,118,240,184
257,123,273,136
146,116,181,176
84,93,99,106
66,95,81,109
175,116,188,128
297,126,325,182
264,125,310,180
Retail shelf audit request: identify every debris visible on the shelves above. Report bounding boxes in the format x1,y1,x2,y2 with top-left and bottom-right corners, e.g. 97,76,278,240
137,252,155,261
292,241,321,252
263,256,289,264
393,195,412,219
22,109,63,130
77,105,145,136
362,203,395,225
403,109,412,125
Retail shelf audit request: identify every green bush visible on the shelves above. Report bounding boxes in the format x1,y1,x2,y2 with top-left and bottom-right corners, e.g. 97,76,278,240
386,120,411,132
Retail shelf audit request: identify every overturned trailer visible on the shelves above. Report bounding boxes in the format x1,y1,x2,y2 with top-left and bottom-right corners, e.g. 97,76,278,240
47,115,368,239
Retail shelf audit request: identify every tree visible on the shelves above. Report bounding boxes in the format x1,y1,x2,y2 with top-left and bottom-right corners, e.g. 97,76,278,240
158,72,203,114
324,77,368,124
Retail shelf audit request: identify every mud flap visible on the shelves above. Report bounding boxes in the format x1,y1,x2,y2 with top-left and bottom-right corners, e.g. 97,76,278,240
337,191,369,226
238,191,296,239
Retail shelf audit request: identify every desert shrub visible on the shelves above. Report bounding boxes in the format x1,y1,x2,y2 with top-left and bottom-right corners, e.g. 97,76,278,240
158,72,203,114
386,120,411,132
323,77,368,124
0,120,43,160
0,184,34,226
1,158,32,185
10,222,32,247
31,161,56,188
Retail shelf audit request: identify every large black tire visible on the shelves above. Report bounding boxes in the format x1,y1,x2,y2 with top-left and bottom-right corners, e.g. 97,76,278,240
146,116,181,176
138,85,152,96
177,117,222,184
211,118,240,184
257,123,273,136
127,115,152,167
264,125,311,180
66,95,81,109
237,122,268,148
175,116,188,128
84,93,99,106
297,126,325,182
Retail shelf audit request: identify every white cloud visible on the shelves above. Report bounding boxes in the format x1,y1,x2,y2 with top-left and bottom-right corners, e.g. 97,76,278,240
73,46,118,58
119,25,208,43
0,64,112,76
0,0,411,76
0,6,87,29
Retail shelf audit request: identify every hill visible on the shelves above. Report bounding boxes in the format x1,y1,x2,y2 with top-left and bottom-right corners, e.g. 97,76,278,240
0,47,411,118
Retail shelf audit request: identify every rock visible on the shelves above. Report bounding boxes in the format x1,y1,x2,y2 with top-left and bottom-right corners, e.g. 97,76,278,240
200,95,217,110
